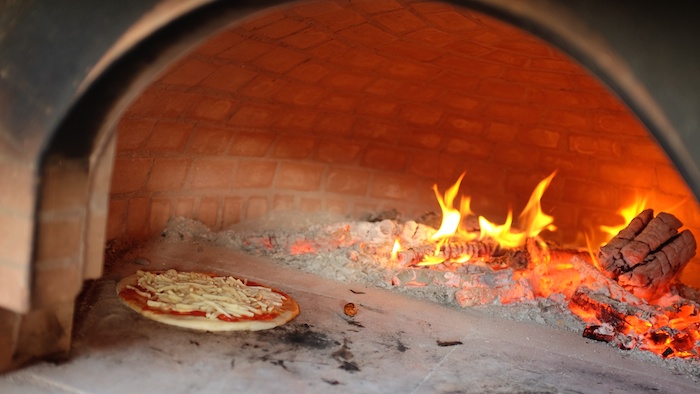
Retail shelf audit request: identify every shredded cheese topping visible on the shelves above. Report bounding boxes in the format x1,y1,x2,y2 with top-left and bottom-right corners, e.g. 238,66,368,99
127,269,286,320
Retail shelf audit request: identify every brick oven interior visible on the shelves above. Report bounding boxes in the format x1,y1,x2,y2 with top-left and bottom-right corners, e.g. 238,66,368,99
3,0,700,392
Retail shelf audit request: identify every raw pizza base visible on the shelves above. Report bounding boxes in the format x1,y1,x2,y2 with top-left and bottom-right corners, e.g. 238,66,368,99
116,272,299,331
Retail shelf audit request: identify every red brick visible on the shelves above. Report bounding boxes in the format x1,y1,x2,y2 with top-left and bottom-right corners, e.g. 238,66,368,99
326,168,371,195
222,197,242,227
369,174,419,200
424,11,479,31
274,110,319,131
300,198,322,212
318,93,359,111
445,136,492,158
189,96,236,121
322,72,373,90
447,40,493,56
125,197,149,241
405,28,461,47
482,50,529,66
406,152,459,179
352,0,403,13
325,198,348,214
254,47,308,73
116,118,155,151
478,79,527,101
376,41,442,62
288,62,331,83
365,78,402,95
197,197,220,229
160,58,217,86
593,113,646,136
273,136,315,159
435,55,505,77
149,198,171,234
106,199,126,240
316,140,362,163
147,158,190,192
492,145,540,169
228,104,277,128
331,48,385,69
568,134,622,156
531,57,585,73
540,153,593,179
338,23,395,46
313,10,366,32
394,83,442,102
229,131,275,156
217,39,275,62
439,91,480,111
399,130,442,149
127,89,199,117
521,128,561,149
432,72,480,91
195,30,245,56
493,39,551,56
307,39,351,59
484,103,543,124
542,110,589,130
486,122,517,142
623,140,669,164
272,195,296,212
315,113,355,136
146,121,192,152
561,179,620,209
461,162,506,191
400,104,444,126
175,198,195,218
233,160,276,188
189,159,236,189
275,162,324,191
502,68,573,88
353,119,402,142
282,28,331,49
198,65,257,93
388,61,442,80
596,161,655,189
246,197,268,219
442,115,485,135
530,88,603,110
291,1,344,17
255,18,307,39
188,126,234,155
274,83,326,106
239,75,287,99
111,158,151,194
373,9,426,33
361,145,407,171
656,165,691,195
357,98,398,117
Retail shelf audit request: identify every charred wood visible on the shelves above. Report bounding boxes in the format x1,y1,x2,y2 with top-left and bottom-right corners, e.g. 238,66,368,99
396,239,496,267
597,209,696,299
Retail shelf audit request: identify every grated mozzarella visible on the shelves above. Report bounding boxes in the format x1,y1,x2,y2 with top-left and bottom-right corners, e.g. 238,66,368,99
132,269,286,320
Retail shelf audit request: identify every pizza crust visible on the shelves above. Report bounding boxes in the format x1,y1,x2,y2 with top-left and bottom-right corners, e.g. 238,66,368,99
116,271,299,331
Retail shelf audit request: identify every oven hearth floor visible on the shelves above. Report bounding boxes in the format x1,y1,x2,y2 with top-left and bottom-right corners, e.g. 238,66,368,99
1,242,698,393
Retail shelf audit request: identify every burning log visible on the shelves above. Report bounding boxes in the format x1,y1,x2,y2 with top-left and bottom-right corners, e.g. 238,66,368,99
396,239,496,267
597,209,696,299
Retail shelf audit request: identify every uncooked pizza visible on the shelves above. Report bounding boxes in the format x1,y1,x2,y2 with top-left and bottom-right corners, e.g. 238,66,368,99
116,269,299,331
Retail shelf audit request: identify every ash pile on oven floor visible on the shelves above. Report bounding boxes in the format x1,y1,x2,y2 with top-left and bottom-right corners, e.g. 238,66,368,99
155,213,700,377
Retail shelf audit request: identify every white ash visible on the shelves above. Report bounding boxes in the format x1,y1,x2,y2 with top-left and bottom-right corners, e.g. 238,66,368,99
156,214,700,379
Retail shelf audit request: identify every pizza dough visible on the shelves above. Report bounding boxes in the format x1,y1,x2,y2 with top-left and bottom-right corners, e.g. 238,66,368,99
116,269,299,331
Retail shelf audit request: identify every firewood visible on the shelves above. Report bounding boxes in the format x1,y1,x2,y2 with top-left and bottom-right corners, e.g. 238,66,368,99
596,209,696,299
396,239,496,267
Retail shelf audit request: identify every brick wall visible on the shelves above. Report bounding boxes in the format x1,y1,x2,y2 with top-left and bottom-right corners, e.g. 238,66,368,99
109,0,700,276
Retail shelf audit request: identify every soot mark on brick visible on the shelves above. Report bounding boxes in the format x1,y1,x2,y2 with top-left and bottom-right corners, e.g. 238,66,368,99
338,361,360,372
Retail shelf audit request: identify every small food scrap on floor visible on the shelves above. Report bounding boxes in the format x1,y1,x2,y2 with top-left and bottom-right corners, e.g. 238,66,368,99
344,302,358,317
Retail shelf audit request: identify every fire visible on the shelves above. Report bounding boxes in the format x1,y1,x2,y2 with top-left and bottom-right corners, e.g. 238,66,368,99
428,171,558,252
600,194,648,240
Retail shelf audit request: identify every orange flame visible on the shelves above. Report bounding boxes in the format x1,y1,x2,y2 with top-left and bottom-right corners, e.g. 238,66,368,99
600,194,648,241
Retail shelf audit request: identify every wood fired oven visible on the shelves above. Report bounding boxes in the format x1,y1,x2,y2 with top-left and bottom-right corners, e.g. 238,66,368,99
1,0,700,391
